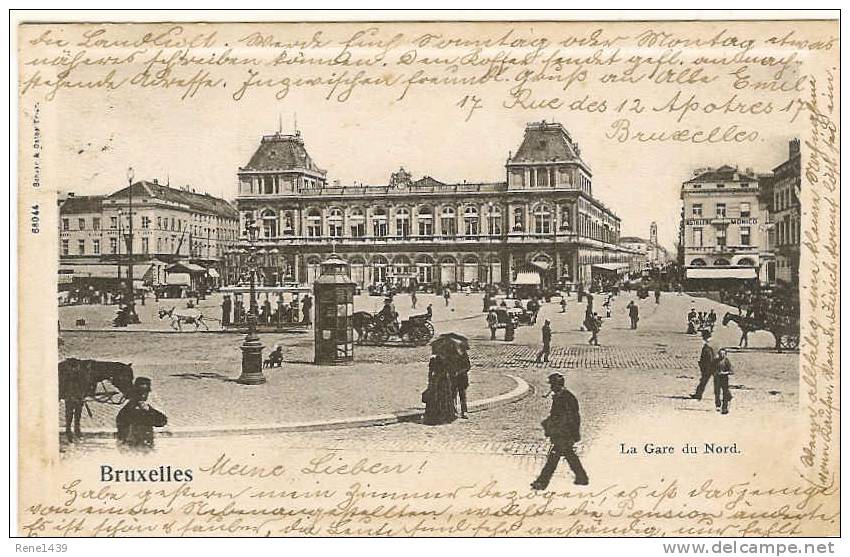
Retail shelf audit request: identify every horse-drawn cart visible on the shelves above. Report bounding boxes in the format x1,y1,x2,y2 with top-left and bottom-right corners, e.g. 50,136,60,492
352,310,435,346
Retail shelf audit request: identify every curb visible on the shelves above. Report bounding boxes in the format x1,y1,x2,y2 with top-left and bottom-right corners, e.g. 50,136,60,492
67,373,531,439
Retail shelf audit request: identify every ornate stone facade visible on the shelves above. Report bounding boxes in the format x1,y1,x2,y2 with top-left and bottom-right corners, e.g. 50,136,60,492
229,122,636,289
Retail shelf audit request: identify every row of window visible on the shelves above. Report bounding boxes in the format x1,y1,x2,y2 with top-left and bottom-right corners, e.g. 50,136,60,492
61,216,237,239
691,226,751,248
773,185,797,211
775,215,800,246
690,181,753,190
61,237,225,257
691,202,751,218
246,205,619,244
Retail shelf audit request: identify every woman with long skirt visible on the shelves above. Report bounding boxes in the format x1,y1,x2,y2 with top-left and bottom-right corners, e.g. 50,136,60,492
422,354,457,425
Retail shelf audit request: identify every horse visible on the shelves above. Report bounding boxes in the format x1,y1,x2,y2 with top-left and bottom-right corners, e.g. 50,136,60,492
58,358,135,443
352,311,373,343
158,307,209,332
723,312,791,350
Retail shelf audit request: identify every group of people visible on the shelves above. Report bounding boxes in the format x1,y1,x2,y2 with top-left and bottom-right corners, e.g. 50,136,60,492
221,293,313,327
686,307,717,336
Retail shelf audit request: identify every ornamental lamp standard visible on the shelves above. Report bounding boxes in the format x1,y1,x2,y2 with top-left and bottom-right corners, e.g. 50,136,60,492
124,167,140,323
237,219,266,385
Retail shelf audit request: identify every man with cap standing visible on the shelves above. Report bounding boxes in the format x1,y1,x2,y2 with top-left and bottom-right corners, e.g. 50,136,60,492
116,377,168,451
532,373,588,489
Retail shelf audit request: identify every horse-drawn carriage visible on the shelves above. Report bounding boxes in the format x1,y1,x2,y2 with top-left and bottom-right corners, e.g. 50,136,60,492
352,309,435,345
721,286,801,350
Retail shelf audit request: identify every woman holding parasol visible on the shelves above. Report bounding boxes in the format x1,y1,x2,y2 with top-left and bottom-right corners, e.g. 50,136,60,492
422,333,469,425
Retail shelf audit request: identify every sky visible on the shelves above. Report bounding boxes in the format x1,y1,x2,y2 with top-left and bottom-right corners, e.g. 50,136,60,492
24,21,810,251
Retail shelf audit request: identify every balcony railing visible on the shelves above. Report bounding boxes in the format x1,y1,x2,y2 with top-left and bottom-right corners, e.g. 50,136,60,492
687,245,758,254
232,232,588,247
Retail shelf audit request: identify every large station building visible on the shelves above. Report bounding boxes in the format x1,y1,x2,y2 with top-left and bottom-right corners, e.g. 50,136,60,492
229,121,637,290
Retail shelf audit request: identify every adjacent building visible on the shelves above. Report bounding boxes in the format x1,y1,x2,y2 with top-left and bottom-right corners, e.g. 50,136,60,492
59,180,239,291
760,139,801,286
230,121,638,290
680,165,767,287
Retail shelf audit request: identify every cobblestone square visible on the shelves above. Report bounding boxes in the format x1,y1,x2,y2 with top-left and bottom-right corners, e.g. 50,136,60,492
61,290,798,467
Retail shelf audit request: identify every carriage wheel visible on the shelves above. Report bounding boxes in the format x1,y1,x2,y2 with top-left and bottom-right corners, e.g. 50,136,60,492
409,325,431,346
780,334,799,350
370,326,390,344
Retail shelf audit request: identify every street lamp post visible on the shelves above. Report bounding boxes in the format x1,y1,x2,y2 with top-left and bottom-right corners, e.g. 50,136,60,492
125,167,140,323
237,219,266,385
487,202,494,289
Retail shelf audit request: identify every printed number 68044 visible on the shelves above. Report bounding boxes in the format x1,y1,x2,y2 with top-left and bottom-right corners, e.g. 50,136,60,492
31,204,39,234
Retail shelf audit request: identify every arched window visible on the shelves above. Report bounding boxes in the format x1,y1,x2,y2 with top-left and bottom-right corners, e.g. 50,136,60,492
395,207,411,238
306,208,322,238
328,208,343,237
261,209,277,238
417,205,433,237
371,254,389,284
462,254,479,283
350,207,365,238
714,258,731,266
373,207,388,237
416,254,435,284
737,257,755,266
487,204,502,235
463,206,479,237
533,204,553,234
690,258,707,267
441,206,456,237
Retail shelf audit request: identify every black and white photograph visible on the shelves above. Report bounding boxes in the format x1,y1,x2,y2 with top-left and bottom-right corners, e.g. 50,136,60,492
14,12,839,539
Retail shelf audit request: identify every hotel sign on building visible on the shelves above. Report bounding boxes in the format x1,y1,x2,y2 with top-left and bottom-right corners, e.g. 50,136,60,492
680,165,767,285
230,121,637,289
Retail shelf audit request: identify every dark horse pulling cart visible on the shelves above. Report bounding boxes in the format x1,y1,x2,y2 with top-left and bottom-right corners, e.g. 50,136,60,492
352,310,435,346
58,358,135,442
722,312,800,350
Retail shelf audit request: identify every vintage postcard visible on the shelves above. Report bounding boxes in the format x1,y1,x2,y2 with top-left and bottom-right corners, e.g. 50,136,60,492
14,11,840,539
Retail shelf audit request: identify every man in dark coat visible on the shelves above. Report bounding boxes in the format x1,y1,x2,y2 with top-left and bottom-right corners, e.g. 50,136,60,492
302,295,313,326
691,330,718,401
532,373,588,489
221,294,232,327
627,301,639,330
116,377,167,451
536,319,552,363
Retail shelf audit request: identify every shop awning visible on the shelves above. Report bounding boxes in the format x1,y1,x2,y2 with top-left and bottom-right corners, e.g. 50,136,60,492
514,271,541,285
593,262,630,273
686,267,757,280
59,263,153,280
167,262,206,274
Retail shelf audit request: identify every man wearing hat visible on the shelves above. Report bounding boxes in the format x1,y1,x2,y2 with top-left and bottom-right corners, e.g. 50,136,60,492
532,373,588,489
690,329,718,402
116,377,168,451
